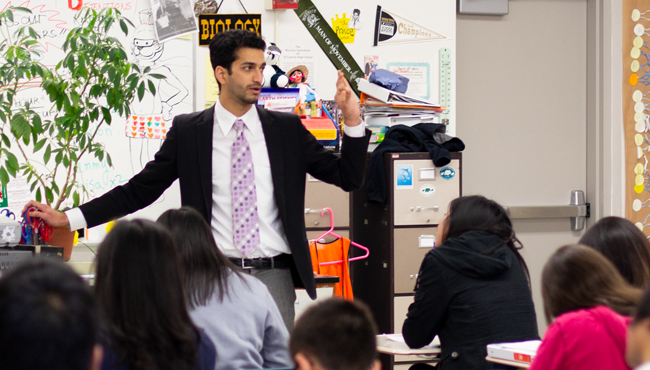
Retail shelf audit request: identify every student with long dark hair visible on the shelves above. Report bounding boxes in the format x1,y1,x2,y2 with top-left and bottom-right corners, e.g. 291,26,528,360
579,216,650,288
157,207,292,370
403,195,538,370
94,219,216,370
529,244,642,370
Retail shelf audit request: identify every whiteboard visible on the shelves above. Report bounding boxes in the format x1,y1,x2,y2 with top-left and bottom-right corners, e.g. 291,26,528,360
1,0,194,241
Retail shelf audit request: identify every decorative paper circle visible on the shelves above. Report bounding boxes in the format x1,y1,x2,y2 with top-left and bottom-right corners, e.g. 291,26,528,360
635,23,645,37
632,48,641,59
632,59,640,72
635,36,644,49
634,90,643,102
636,163,645,175
636,174,645,186
636,133,644,146
633,9,641,22
636,121,646,133
635,101,645,113
637,222,645,231
633,199,643,212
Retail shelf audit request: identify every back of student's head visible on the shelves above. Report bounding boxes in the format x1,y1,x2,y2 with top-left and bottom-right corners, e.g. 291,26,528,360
95,219,197,370
290,299,379,370
579,216,650,288
443,195,529,279
0,258,98,370
157,206,238,308
542,244,642,323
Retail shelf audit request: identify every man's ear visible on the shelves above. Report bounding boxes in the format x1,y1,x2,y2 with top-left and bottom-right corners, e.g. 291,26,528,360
294,352,315,370
214,66,228,86
89,345,103,370
370,359,381,370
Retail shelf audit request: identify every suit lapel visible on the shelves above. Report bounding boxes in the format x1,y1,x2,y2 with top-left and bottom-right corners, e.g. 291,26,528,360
197,106,215,217
257,106,287,218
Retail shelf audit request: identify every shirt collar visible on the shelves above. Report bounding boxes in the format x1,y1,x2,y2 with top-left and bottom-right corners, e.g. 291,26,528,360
214,100,260,136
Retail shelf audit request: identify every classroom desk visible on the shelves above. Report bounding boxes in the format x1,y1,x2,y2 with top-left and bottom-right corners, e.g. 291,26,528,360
486,356,530,369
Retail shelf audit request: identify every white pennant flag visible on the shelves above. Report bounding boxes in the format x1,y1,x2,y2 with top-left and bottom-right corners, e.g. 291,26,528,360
374,6,446,45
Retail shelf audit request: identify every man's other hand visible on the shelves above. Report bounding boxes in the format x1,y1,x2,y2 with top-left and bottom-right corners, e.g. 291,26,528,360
334,70,361,127
21,201,70,228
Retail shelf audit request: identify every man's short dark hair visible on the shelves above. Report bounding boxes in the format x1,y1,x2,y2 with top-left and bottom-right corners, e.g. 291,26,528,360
353,9,360,15
0,258,98,370
290,299,378,370
209,30,266,88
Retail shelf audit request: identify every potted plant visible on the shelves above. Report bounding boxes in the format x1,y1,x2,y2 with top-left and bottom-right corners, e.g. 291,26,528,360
0,6,162,259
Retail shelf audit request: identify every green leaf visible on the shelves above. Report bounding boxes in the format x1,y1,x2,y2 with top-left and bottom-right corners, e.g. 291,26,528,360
55,150,62,164
149,73,166,80
43,144,51,165
52,182,59,196
137,82,145,101
30,180,37,192
10,114,30,138
106,152,112,167
6,9,13,22
0,167,8,187
73,191,80,206
5,151,18,171
1,134,10,148
147,80,156,96
33,138,46,152
62,154,69,168
32,114,42,132
44,187,53,204
101,107,112,124
119,19,128,35
35,188,41,203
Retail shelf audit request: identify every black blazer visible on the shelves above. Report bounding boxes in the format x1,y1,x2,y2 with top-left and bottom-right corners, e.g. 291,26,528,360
79,106,371,298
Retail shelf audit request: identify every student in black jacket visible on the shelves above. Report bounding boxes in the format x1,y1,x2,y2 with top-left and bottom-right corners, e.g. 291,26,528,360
403,195,539,370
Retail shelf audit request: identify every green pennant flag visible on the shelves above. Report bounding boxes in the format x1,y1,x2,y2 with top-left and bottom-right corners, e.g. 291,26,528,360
294,0,364,96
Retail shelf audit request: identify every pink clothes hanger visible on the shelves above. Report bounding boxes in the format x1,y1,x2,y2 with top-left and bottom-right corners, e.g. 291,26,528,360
311,207,369,266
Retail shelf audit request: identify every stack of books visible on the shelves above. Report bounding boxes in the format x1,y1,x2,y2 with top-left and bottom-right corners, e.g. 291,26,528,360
357,79,446,143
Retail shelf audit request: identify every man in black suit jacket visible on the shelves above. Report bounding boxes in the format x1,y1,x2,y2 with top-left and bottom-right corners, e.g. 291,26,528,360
25,30,370,328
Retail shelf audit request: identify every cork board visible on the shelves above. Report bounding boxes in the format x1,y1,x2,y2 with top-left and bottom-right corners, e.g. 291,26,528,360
624,1,650,233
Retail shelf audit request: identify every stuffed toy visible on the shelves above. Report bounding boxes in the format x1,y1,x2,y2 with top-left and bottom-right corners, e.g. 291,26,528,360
287,65,321,116
263,43,289,88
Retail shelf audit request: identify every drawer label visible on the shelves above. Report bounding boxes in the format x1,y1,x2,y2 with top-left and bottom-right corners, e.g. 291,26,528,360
420,184,436,197
440,166,456,180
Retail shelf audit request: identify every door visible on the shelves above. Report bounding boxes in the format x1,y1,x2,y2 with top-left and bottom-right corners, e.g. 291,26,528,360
455,0,620,334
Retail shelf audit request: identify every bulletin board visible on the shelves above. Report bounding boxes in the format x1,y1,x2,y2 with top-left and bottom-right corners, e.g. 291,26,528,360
624,1,650,234
198,0,456,133
0,0,195,239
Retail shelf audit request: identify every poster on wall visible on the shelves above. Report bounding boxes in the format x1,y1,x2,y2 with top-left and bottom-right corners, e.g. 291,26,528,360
197,13,261,46
623,2,650,235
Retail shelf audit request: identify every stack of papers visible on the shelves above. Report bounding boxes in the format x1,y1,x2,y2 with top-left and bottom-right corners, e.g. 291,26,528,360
376,334,440,355
358,80,445,129
487,340,541,364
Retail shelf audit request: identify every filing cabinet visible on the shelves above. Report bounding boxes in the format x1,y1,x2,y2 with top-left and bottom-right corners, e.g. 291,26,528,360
304,174,350,228
351,152,462,370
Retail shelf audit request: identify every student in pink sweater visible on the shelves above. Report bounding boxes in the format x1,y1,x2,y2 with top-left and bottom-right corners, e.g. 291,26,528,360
529,245,642,370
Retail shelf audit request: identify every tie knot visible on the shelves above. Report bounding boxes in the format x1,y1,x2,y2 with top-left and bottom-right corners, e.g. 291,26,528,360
234,119,245,133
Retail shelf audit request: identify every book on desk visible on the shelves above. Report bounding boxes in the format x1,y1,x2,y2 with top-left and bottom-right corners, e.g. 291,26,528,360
486,340,541,368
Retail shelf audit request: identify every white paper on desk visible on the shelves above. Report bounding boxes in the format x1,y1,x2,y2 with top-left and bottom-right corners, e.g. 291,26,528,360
492,340,541,351
385,334,440,347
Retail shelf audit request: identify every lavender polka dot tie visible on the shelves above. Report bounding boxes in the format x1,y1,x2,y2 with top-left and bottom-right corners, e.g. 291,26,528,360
231,119,259,256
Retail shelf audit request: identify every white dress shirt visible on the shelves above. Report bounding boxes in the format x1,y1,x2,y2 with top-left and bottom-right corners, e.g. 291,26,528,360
66,100,366,258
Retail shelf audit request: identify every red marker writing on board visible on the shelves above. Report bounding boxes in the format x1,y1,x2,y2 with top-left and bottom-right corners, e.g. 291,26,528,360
68,0,82,11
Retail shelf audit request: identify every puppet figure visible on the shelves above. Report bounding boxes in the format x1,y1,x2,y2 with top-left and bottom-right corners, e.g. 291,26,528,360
263,43,289,88
286,65,321,117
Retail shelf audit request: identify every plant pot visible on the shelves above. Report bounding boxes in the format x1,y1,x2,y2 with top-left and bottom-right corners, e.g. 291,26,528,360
49,227,75,261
